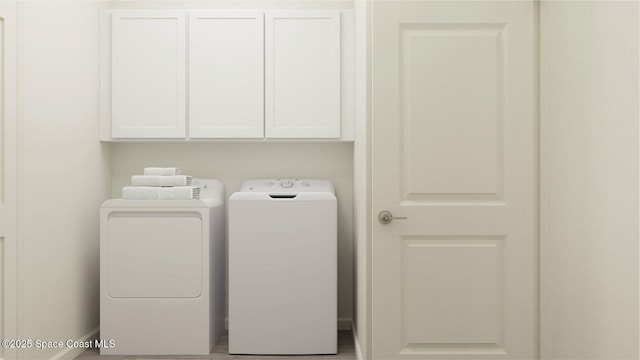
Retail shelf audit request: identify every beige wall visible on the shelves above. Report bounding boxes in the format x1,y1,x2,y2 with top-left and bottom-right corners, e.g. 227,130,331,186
20,1,111,359
540,1,639,359
110,142,354,326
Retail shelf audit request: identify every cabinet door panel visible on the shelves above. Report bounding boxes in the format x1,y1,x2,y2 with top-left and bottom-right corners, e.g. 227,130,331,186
189,11,264,138
112,10,186,138
265,11,341,139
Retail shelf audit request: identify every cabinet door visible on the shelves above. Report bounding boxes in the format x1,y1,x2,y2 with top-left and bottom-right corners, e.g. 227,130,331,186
111,10,186,138
265,11,341,139
189,11,264,138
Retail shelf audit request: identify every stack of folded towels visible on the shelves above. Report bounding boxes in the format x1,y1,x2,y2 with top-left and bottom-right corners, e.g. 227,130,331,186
122,167,200,200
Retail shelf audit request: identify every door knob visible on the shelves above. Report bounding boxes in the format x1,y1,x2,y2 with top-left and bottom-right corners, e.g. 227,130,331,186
378,210,407,224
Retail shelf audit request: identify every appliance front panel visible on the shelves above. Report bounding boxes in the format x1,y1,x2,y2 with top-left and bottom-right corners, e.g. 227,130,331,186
106,211,203,298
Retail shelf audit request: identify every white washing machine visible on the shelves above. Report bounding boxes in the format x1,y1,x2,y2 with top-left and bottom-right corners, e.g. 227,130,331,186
229,179,337,355
100,179,225,355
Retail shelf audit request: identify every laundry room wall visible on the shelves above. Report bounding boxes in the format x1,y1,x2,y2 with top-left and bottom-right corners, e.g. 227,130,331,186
352,0,370,357
19,1,111,359
540,1,639,359
110,142,355,328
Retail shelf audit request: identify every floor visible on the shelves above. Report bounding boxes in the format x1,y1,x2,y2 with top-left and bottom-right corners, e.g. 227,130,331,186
74,331,356,360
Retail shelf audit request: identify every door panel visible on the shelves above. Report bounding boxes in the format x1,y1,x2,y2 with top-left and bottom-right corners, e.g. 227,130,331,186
111,10,186,138
403,237,503,347
371,2,536,359
402,24,504,199
189,10,264,138
265,10,341,139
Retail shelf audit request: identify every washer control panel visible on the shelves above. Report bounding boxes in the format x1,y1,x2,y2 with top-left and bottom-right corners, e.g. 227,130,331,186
240,179,334,194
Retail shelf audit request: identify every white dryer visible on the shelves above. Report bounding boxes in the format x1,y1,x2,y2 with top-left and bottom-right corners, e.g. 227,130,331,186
229,179,337,355
100,179,225,355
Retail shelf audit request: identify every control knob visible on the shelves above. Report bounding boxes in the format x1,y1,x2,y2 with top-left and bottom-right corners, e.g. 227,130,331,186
280,179,294,188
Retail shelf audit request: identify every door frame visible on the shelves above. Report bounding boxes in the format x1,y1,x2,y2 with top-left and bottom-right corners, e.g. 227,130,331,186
1,2,20,359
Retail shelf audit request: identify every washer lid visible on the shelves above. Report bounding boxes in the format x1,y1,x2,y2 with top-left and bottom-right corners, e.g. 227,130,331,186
239,179,335,194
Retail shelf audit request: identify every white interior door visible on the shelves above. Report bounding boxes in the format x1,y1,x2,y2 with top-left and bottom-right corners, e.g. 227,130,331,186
371,1,537,359
0,2,18,358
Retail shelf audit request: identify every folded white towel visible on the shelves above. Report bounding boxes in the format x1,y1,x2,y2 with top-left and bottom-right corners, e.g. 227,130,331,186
122,186,200,200
131,175,193,187
143,167,181,176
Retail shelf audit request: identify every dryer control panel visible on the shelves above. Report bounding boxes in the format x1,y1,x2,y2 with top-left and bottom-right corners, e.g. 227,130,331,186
240,179,335,194
193,178,225,200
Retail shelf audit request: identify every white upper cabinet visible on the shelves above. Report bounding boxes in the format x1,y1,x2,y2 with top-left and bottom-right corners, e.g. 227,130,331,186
111,10,186,138
101,9,353,141
265,11,341,139
189,11,264,138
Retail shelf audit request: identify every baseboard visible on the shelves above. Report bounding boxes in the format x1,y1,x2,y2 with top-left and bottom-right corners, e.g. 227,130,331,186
352,321,364,360
224,318,353,331
48,327,99,360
